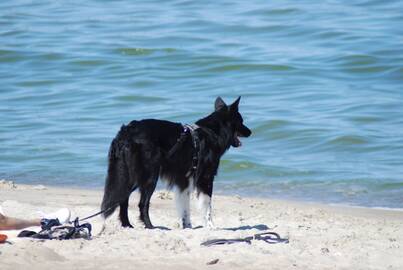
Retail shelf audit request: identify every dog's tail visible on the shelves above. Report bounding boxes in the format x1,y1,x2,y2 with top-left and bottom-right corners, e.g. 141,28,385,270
101,128,138,219
101,138,122,219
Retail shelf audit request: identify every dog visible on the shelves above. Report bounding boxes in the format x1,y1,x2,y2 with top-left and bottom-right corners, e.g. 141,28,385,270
101,96,251,229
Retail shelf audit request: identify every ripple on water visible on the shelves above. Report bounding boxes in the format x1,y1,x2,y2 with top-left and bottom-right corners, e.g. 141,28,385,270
116,47,176,56
206,63,295,73
114,95,168,103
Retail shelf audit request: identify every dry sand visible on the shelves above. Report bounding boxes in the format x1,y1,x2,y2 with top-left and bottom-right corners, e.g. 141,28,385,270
0,180,402,270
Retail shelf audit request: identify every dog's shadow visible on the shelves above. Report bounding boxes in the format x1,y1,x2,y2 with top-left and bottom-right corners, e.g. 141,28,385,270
152,226,171,231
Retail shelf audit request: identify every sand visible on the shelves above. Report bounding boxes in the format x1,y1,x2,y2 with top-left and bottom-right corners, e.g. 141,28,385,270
0,180,402,270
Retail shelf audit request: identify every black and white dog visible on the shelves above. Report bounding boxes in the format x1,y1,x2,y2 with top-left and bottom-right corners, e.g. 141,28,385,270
101,97,251,229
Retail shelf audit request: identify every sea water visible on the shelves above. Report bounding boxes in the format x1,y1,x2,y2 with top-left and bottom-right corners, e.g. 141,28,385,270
1,0,403,208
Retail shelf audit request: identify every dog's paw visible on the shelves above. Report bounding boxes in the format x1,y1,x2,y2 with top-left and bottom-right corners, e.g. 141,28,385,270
205,220,216,230
182,219,192,229
183,223,192,229
144,225,155,229
122,222,134,228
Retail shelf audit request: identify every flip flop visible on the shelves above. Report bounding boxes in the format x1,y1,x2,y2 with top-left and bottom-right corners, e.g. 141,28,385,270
0,233,8,244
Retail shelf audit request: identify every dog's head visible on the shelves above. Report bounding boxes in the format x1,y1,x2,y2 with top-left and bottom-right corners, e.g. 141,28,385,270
214,96,252,147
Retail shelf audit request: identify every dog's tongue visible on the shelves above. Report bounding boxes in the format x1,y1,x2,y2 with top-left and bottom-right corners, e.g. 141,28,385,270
235,136,242,147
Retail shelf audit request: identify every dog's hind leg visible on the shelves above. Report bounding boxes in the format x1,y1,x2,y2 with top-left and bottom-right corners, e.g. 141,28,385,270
118,143,141,228
175,181,192,229
138,172,158,229
103,140,140,228
119,185,138,227
119,198,132,228
119,186,137,228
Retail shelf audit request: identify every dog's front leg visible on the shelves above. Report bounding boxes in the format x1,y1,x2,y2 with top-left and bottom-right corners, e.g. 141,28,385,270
175,186,192,229
196,174,216,229
198,192,215,229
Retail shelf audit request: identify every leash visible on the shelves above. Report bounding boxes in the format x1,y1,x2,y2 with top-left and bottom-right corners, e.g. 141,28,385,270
77,203,118,222
200,232,289,247
77,182,140,223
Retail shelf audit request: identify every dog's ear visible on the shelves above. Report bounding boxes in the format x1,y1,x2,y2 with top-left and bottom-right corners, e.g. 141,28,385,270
229,96,241,112
215,97,227,112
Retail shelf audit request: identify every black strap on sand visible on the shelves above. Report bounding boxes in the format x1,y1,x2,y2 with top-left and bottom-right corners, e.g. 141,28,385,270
200,232,289,247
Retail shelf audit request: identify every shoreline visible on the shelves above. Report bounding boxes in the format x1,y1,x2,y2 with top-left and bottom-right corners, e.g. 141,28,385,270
2,179,403,213
1,181,402,270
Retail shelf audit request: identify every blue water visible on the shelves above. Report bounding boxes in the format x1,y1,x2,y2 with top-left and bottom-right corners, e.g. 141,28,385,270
1,0,403,208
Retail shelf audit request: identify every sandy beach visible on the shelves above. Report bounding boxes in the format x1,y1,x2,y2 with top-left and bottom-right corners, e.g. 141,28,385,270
0,180,402,270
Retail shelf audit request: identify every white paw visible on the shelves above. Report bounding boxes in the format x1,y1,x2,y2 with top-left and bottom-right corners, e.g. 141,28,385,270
205,219,216,230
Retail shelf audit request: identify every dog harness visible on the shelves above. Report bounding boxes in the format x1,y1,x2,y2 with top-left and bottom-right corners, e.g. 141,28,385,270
167,124,200,177
185,124,200,177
